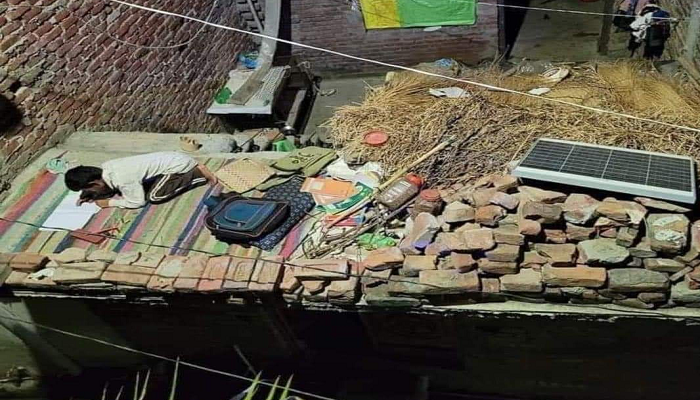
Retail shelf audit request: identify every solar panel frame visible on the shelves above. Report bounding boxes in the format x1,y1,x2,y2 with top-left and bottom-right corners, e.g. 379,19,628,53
513,139,696,204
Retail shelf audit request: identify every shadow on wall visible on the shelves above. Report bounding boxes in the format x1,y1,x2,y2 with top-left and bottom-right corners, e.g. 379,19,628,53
502,0,531,58
0,94,22,136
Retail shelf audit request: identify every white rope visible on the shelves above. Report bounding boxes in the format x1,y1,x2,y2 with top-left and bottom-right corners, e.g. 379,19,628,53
106,0,700,135
0,314,337,400
477,1,684,21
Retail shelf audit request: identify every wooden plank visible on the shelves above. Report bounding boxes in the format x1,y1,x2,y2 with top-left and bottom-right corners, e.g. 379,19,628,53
598,0,616,55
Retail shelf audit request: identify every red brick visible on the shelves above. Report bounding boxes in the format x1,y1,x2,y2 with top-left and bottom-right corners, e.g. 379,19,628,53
44,26,62,42
0,36,21,52
35,11,53,24
6,7,31,21
22,7,43,21
64,24,79,39
46,38,63,52
90,2,107,15
52,9,70,22
60,15,79,29
10,253,49,272
34,22,53,37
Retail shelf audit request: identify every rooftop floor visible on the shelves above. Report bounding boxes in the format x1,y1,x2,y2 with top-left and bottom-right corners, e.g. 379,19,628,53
0,132,305,259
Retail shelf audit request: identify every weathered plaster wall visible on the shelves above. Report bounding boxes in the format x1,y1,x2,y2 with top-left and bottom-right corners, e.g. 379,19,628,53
665,0,700,77
3,297,700,400
0,0,251,191
290,0,501,73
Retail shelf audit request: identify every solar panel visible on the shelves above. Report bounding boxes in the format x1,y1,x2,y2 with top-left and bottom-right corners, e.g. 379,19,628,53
514,139,696,204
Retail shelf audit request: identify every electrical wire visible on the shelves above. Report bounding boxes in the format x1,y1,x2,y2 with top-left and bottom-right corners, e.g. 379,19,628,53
104,0,700,135
0,314,337,400
2,215,697,321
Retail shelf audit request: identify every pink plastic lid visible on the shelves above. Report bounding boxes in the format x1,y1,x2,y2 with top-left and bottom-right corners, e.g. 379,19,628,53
363,130,389,146
420,189,441,202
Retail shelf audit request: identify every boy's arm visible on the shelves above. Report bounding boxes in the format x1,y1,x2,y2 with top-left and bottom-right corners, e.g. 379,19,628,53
107,183,147,209
196,163,218,185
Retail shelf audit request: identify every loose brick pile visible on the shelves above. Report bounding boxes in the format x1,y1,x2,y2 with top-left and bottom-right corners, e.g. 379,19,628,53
290,0,500,73
0,0,251,189
358,174,700,309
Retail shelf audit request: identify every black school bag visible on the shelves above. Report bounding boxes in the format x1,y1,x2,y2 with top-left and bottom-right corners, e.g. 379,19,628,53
204,194,290,242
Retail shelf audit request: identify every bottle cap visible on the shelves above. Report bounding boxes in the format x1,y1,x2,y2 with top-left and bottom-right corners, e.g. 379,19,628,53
405,173,423,187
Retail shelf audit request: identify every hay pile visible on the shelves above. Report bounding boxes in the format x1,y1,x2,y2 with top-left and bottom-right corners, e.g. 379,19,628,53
326,62,700,187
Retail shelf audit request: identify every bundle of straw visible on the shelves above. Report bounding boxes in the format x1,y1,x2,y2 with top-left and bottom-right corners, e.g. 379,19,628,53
326,61,700,187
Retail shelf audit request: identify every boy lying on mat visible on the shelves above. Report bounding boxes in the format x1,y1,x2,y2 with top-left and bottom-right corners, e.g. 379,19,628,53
64,152,218,209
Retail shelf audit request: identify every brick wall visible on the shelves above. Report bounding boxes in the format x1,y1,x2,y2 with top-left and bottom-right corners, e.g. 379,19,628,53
290,0,501,73
0,0,251,189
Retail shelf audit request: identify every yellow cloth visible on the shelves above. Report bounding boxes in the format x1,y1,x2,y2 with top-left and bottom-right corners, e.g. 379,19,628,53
360,0,401,29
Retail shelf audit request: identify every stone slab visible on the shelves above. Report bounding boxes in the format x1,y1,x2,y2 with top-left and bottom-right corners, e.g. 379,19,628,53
401,255,437,277
418,269,480,294
293,258,349,280
500,269,542,293
197,256,231,292
52,262,107,284
249,256,284,292
50,247,88,264
10,253,49,272
534,244,576,267
542,265,606,288
133,253,165,269
607,268,670,293
578,239,629,265
101,264,154,287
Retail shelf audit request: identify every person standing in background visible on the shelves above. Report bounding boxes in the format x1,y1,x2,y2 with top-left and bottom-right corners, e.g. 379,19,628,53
628,1,672,59
614,0,652,31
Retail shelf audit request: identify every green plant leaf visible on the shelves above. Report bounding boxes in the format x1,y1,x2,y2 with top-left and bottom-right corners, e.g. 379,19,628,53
101,382,109,400
168,358,180,400
243,372,262,400
133,371,140,400
115,386,124,400
279,375,293,400
264,376,280,400
138,370,150,400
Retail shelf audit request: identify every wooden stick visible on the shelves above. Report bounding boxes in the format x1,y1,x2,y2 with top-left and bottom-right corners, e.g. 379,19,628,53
310,198,417,258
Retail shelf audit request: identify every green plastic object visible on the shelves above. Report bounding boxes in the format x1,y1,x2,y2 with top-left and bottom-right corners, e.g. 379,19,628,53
46,158,68,174
214,87,232,104
356,233,397,250
272,139,296,152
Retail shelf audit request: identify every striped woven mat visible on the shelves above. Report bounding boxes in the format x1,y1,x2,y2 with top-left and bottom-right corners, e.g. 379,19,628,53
0,158,313,259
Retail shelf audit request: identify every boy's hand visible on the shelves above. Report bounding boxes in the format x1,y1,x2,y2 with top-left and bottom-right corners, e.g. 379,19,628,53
76,196,92,206
95,199,111,208
197,164,219,186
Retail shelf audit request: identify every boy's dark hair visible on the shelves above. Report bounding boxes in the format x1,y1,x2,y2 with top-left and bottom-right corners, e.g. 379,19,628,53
64,166,103,191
